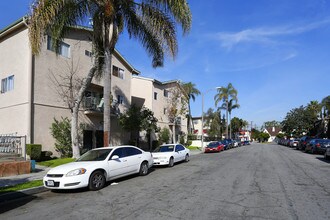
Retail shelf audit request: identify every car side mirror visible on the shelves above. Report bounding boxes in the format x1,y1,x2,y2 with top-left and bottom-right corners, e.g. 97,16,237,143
111,155,119,160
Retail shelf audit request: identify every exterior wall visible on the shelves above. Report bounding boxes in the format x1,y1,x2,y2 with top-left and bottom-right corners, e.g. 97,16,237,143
0,26,31,143
1,22,136,155
131,77,188,144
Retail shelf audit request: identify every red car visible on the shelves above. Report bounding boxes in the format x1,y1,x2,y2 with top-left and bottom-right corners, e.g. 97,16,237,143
204,141,224,153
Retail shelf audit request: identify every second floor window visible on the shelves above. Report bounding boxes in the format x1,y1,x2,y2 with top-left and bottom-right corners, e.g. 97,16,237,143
47,36,71,58
154,92,158,100
1,75,14,93
113,66,124,79
164,90,169,97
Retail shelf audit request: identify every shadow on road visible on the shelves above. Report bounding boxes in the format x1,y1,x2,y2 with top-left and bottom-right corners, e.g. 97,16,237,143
316,157,330,164
0,192,37,214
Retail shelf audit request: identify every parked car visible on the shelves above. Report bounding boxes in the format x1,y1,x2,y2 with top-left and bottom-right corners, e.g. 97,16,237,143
325,147,330,160
152,144,190,167
43,146,153,191
305,139,330,154
298,136,312,151
204,141,224,153
220,140,231,150
243,140,250,145
290,139,299,148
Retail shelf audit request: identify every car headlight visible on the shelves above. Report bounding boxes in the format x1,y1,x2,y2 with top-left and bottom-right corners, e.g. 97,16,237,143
66,168,87,177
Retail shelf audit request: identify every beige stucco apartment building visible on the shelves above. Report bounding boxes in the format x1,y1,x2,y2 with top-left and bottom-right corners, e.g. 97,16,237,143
131,76,188,144
0,17,139,155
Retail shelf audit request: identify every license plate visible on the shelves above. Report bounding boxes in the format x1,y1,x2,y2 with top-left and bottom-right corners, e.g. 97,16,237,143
47,180,55,186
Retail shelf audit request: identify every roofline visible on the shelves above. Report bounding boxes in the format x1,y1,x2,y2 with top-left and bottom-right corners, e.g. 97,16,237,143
0,17,140,75
132,76,162,85
0,17,28,39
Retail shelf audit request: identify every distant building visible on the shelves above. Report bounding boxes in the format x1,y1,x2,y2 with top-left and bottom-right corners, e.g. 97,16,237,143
263,126,282,142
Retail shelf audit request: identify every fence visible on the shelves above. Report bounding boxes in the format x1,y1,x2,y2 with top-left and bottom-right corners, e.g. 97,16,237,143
0,134,26,160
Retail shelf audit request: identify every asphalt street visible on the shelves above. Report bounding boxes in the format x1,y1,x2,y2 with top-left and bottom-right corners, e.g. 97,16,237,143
1,142,329,220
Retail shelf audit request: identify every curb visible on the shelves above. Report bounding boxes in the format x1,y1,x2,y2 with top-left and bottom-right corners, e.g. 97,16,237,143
0,185,49,204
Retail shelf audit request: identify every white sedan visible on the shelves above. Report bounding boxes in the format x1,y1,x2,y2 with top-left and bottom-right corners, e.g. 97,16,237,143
43,146,153,191
152,144,190,167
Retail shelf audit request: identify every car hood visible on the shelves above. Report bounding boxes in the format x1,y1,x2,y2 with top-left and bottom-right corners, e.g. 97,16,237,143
47,161,104,174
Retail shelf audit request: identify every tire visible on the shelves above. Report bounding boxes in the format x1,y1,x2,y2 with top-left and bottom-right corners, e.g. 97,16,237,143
139,161,149,176
185,154,190,162
89,170,105,191
168,157,174,167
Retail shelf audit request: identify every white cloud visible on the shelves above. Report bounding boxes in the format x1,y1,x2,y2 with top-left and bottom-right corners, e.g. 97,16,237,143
212,19,330,49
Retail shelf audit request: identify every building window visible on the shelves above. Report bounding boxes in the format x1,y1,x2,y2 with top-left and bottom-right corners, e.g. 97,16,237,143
117,95,124,104
154,92,158,100
85,50,93,57
1,75,14,93
112,66,124,79
164,90,169,97
163,108,167,114
47,36,71,58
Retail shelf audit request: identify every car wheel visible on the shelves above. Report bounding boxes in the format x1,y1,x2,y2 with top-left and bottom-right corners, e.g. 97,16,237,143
139,161,149,176
89,170,105,191
168,157,174,167
185,154,190,162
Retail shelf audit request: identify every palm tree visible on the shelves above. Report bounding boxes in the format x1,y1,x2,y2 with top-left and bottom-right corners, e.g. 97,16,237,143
221,99,240,138
181,82,200,134
214,83,238,138
29,0,192,152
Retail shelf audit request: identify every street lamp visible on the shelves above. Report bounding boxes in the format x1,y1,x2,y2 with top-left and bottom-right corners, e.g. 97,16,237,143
201,86,222,150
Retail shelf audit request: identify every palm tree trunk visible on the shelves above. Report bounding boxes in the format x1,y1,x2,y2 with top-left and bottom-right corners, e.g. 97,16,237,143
103,23,112,147
229,112,232,139
71,66,96,158
226,100,229,138
187,100,192,134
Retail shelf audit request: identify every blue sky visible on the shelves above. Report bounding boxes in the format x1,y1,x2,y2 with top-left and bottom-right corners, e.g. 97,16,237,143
1,0,329,129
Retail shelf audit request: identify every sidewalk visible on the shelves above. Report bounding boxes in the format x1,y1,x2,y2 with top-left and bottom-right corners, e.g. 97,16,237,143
0,165,50,188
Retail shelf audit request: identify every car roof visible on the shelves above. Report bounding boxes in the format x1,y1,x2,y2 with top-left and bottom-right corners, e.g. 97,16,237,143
90,145,139,150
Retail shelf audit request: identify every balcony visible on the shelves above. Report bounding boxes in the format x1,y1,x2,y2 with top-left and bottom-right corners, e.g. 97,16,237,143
82,96,103,116
82,96,120,116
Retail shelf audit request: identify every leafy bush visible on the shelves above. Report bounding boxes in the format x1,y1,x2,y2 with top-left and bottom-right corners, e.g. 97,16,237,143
187,134,197,140
50,117,72,158
26,144,42,161
185,140,192,147
152,140,159,150
40,151,53,161
159,127,170,144
179,136,185,145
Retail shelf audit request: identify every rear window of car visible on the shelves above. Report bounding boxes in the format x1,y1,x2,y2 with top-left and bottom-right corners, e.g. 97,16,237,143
154,145,174,152
207,142,219,147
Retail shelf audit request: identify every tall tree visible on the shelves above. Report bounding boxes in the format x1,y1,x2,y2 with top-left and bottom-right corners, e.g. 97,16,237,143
181,82,200,134
167,85,188,143
214,83,238,138
29,0,192,149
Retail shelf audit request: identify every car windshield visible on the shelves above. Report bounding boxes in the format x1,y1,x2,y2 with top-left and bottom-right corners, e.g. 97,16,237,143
77,149,112,161
207,142,219,148
154,145,174,152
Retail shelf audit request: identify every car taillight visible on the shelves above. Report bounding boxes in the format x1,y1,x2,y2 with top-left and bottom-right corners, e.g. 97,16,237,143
316,143,320,147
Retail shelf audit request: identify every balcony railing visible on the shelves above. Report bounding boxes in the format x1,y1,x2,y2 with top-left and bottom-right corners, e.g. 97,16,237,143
82,96,103,113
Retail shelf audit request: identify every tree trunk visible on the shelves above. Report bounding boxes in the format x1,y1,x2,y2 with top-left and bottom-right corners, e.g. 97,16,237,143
71,66,96,158
187,100,192,134
226,100,229,138
229,112,232,139
103,22,117,147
